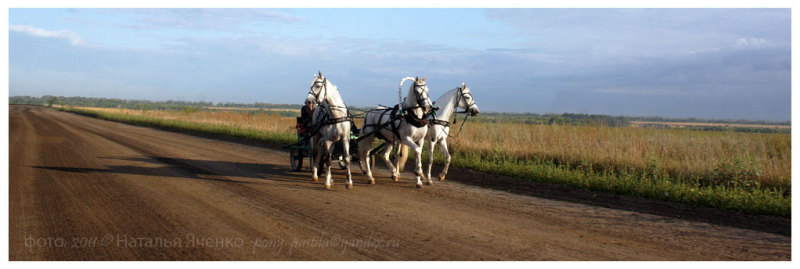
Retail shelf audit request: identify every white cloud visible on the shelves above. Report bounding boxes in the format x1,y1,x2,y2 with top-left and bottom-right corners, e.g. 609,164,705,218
9,24,86,46
735,37,767,47
108,9,305,31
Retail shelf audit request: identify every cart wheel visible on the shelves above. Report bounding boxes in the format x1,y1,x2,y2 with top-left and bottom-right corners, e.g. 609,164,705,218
290,148,303,171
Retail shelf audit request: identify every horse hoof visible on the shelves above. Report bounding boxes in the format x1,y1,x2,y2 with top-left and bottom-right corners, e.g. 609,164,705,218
313,176,319,182
425,181,432,185
416,183,424,189
392,175,399,182
325,184,332,190
369,179,376,185
439,175,446,181
346,183,353,190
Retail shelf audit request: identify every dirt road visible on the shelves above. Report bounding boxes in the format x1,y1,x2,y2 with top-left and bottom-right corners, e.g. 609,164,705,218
8,105,790,260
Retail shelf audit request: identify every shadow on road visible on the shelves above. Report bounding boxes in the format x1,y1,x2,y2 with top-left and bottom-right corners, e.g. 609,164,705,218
31,155,331,190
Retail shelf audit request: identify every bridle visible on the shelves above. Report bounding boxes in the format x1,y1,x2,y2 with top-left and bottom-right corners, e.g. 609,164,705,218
404,81,432,113
309,78,349,111
433,85,477,138
307,78,326,107
307,77,352,129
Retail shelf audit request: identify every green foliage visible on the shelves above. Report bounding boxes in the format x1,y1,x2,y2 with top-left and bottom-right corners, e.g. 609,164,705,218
475,112,631,127
703,159,762,189
46,97,58,108
181,106,197,114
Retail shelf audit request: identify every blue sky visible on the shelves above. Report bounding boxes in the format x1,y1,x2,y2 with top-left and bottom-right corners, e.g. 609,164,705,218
8,8,791,121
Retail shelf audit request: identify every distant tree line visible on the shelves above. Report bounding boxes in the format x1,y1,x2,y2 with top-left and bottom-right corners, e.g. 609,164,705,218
476,112,631,127
628,115,790,126
214,102,302,109
680,125,790,134
9,95,302,111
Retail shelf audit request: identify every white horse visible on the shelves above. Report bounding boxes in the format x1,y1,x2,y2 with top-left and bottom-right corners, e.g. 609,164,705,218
307,72,353,190
425,82,480,183
357,76,433,188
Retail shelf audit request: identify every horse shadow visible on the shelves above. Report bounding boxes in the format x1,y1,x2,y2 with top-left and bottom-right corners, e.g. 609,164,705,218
30,155,350,191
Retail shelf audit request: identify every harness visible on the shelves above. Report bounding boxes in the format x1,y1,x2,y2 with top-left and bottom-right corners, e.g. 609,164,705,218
307,103,353,136
357,82,432,142
306,78,353,137
359,105,401,141
428,85,475,138
429,119,450,127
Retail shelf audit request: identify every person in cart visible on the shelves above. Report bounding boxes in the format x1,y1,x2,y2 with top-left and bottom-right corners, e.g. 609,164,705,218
296,99,315,144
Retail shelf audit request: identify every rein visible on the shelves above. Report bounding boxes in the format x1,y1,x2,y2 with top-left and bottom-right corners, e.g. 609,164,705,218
446,111,470,138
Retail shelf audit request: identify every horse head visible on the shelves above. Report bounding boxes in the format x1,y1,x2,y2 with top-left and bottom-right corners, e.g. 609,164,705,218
307,71,327,109
405,76,432,115
458,82,480,116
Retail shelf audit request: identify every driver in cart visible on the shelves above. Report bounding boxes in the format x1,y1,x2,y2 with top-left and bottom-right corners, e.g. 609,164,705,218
296,99,315,144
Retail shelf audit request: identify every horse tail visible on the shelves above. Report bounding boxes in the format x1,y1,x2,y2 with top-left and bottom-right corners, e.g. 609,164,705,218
397,144,409,172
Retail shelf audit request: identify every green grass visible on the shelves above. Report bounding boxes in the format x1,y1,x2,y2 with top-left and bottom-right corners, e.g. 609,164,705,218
436,151,789,217
60,106,790,217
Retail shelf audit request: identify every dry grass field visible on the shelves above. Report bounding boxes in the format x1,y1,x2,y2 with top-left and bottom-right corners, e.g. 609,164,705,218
451,121,790,188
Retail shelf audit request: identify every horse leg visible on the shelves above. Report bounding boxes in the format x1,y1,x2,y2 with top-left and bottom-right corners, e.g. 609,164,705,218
426,137,435,183
381,143,399,182
438,139,451,181
323,140,334,190
358,136,375,184
311,136,319,182
416,137,430,186
401,136,425,188
343,138,353,189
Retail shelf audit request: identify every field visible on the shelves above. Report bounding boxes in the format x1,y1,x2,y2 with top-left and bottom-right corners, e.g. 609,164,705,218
60,106,791,217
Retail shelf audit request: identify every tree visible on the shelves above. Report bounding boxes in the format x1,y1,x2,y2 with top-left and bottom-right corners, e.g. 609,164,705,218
46,97,58,108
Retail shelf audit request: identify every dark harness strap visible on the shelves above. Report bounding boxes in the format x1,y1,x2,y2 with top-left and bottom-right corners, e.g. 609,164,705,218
404,108,429,128
322,116,353,125
309,105,352,136
429,119,450,127
361,105,404,141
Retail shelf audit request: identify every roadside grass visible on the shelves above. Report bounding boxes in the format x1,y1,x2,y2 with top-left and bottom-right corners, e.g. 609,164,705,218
59,106,791,217
60,106,296,145
430,151,789,217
